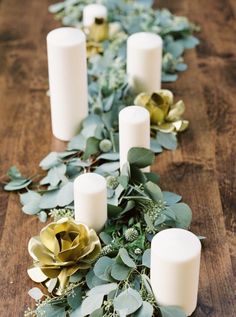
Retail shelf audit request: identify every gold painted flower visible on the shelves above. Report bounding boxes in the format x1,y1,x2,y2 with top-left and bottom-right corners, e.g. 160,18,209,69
85,18,109,57
134,89,189,133
87,18,109,42
27,218,101,294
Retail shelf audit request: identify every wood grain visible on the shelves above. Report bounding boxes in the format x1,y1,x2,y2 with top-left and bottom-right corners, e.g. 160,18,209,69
0,0,235,316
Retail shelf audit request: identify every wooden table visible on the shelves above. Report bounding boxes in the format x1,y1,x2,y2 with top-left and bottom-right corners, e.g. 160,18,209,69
0,0,235,316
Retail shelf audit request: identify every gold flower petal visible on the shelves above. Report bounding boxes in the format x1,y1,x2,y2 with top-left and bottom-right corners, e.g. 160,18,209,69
86,42,103,58
28,218,101,292
27,266,48,283
150,93,164,106
57,269,70,291
28,236,42,261
150,107,165,125
41,267,61,279
30,241,54,265
166,100,185,121
88,20,109,42
40,223,59,255
173,120,189,132
158,89,174,105
134,92,150,108
78,230,101,262
157,123,176,133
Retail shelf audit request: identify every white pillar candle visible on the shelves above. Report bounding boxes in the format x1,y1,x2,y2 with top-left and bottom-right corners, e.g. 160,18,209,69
74,173,107,232
47,27,88,141
83,4,108,27
151,229,201,316
119,106,150,171
127,32,163,94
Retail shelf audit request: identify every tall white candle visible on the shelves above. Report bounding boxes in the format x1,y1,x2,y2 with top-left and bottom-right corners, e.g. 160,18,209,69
47,27,88,141
127,32,163,94
83,4,108,27
74,173,107,232
151,229,201,316
119,106,150,171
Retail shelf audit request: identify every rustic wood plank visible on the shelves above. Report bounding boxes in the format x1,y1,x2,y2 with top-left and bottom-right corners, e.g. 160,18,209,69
0,0,235,316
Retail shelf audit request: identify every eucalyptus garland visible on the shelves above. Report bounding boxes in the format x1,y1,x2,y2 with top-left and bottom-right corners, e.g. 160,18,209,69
23,147,193,317
5,89,188,223
3,1,202,317
49,0,200,82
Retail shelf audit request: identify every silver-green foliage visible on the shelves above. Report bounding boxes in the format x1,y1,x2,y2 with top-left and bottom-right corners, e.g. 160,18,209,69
49,0,199,81
26,147,191,317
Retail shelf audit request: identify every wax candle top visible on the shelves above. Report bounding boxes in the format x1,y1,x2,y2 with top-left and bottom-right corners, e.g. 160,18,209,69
84,4,107,16
74,173,106,194
47,27,86,47
83,4,107,27
128,32,163,50
152,228,201,262
119,106,150,125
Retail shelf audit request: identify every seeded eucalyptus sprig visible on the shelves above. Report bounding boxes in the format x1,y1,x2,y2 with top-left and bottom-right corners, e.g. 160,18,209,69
25,147,191,317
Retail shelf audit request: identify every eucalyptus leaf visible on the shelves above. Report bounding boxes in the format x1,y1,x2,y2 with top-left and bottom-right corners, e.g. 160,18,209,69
87,283,117,296
20,191,41,215
7,166,22,179
89,308,104,317
141,274,153,295
96,161,120,173
113,288,142,315
97,152,119,161
28,287,44,301
134,301,154,317
157,132,177,150
39,190,58,209
142,249,151,268
81,294,104,316
57,182,74,207
68,134,86,151
40,164,67,187
4,179,32,191
99,232,112,245
93,256,114,282
83,137,100,160
38,211,47,222
67,286,82,310
36,303,66,317
151,138,163,153
163,191,182,205
128,148,155,168
39,152,59,170
118,248,136,268
144,181,163,202
170,203,192,229
111,263,130,281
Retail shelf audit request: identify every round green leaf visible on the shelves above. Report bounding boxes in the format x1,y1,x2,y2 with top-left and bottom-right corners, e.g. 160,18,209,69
127,148,155,168
113,288,142,315
111,263,131,281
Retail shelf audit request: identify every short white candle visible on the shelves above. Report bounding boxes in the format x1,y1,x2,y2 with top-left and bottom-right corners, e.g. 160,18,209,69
127,32,163,94
74,173,107,232
119,106,150,171
151,229,201,316
83,4,108,27
47,27,88,141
